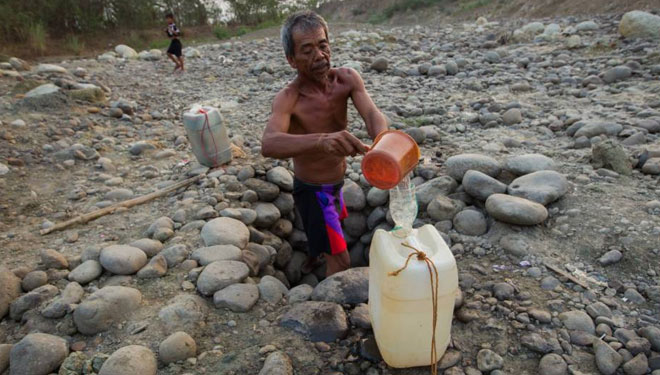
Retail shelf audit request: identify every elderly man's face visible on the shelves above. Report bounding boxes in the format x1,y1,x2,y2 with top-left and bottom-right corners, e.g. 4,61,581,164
288,26,331,81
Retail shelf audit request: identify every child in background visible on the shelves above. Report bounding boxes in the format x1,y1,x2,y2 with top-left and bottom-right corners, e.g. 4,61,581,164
165,13,184,73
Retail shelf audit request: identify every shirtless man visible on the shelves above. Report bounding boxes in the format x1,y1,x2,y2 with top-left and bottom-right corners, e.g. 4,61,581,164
261,11,388,277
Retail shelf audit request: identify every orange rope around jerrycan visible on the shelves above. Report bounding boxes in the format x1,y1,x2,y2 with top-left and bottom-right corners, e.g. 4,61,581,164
388,242,440,375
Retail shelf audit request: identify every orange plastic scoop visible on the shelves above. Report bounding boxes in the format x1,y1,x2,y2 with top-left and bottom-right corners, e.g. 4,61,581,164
361,130,421,190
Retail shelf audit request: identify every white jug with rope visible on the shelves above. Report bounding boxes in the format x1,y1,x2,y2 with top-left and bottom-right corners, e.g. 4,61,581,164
183,105,232,167
368,176,458,371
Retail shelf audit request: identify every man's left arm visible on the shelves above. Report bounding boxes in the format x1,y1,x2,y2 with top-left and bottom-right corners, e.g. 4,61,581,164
347,68,389,140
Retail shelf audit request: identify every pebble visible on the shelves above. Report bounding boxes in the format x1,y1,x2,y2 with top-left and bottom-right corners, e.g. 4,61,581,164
311,267,368,304
594,339,623,375
192,245,242,266
21,270,48,291
476,349,503,372
599,250,623,266
40,249,69,269
539,353,568,375
462,170,507,201
559,310,595,334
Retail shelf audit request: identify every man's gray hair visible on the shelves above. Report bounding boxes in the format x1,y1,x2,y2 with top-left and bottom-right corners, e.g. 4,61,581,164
281,11,329,59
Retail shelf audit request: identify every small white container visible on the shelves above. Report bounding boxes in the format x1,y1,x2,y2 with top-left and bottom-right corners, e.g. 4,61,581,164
369,224,458,368
183,106,231,167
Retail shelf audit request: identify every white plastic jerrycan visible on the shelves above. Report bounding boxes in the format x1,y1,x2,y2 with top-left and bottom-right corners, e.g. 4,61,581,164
369,224,458,368
183,105,232,167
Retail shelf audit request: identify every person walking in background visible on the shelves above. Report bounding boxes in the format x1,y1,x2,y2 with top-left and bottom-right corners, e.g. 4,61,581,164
165,12,184,73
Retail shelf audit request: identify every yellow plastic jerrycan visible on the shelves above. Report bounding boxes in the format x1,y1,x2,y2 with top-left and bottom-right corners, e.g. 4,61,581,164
368,224,458,368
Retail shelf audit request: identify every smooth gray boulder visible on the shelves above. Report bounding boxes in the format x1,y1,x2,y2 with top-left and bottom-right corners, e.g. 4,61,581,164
68,260,103,284
507,171,569,205
462,170,507,201
504,154,556,175
201,217,249,249
486,194,548,226
196,261,249,296
445,154,501,181
99,245,147,275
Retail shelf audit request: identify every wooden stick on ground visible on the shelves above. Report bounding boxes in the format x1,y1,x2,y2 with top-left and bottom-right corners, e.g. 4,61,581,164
40,173,205,236
544,260,590,290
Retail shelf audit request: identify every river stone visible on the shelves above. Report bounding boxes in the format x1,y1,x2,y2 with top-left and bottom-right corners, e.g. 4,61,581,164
639,326,660,352
623,354,648,375
453,209,487,236
68,260,103,284
416,176,458,210
311,267,368,304
40,249,69,269
219,208,257,225
41,281,84,319
136,254,168,279
98,345,156,375
619,10,660,39
10,284,59,321
500,234,531,257
445,154,501,182
192,245,242,266
602,66,632,83
266,166,294,191
477,349,503,372
255,203,281,228
128,239,163,257
592,140,632,176
73,286,142,335
245,178,280,202
159,331,196,364
196,261,249,296
213,283,259,312
502,108,522,125
287,284,314,304
427,196,463,221
9,333,68,375
1,266,22,318
274,193,295,216
201,217,250,249
343,180,366,211
559,310,595,334
158,294,208,333
599,250,623,266
279,301,349,342
504,154,556,175
160,244,189,267
574,122,622,138
367,187,389,207
486,194,548,225
508,171,569,205
539,353,568,375
462,170,507,201
259,275,289,304
594,339,623,375
258,351,293,375
114,44,138,59
21,271,47,292
99,245,147,275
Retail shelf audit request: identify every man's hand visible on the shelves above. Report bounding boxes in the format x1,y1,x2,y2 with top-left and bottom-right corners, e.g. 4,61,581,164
319,130,369,157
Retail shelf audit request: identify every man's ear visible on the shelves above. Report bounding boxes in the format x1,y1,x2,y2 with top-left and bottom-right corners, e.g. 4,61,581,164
286,55,297,69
